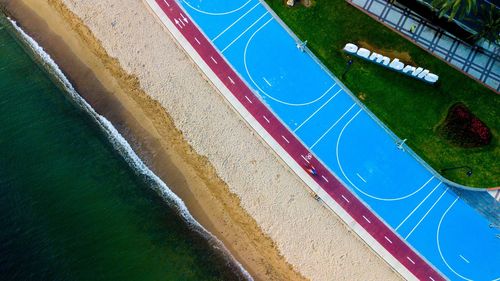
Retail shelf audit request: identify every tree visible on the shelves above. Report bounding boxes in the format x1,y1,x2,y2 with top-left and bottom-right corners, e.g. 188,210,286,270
431,0,477,20
470,4,500,45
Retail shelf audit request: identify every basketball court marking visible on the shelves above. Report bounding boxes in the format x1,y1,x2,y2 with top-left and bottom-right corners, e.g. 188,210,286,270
160,1,500,279
181,0,253,16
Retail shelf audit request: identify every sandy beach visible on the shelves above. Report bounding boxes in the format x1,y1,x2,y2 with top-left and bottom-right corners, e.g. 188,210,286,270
1,0,401,280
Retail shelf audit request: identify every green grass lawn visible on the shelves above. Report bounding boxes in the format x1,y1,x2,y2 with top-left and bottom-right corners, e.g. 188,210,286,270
264,0,499,188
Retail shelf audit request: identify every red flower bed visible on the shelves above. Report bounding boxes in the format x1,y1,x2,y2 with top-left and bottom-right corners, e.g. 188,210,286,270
439,103,491,148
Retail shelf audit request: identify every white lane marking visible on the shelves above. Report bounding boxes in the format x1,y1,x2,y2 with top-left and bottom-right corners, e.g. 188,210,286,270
301,155,310,163
429,277,436,281
407,256,416,264
262,115,270,123
356,173,367,183
174,19,184,29
341,195,350,203
179,18,186,27
221,12,270,53
244,96,253,104
321,175,329,182
310,103,356,149
293,86,339,132
396,181,441,230
163,0,170,7
263,77,272,87
405,188,448,240
459,255,470,264
362,215,371,224
179,13,189,23
281,135,290,144
210,56,218,64
194,37,201,45
384,236,393,244
228,76,235,84
212,2,260,41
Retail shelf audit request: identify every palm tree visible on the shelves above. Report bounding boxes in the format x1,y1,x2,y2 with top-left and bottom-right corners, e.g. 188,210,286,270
431,0,477,20
470,4,500,45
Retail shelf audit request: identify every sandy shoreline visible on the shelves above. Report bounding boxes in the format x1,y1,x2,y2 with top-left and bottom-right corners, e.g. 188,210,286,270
2,0,401,280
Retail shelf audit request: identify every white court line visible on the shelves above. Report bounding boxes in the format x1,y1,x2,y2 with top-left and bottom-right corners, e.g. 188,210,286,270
301,155,310,163
405,188,448,240
310,103,356,149
384,236,393,244
262,115,270,123
293,86,339,132
341,195,350,203
244,96,253,104
211,2,260,42
356,173,367,183
181,0,253,16
263,77,272,87
281,135,290,144
163,0,170,7
321,175,329,183
406,256,416,264
210,56,218,64
221,12,269,53
396,181,441,231
228,76,235,84
362,215,371,224
437,197,472,281
194,37,201,45
459,255,470,264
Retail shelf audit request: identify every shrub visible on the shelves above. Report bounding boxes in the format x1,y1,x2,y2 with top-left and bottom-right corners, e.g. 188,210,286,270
439,103,491,147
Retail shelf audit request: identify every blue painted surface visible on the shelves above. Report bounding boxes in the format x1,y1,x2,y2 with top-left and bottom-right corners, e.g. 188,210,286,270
179,0,500,279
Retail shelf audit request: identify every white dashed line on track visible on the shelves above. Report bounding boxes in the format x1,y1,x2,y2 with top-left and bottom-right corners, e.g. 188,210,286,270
281,135,290,144
321,175,329,182
262,115,270,123
228,76,235,84
406,256,415,264
429,277,435,281
362,215,371,224
163,0,170,7
341,195,350,203
301,155,310,163
244,96,253,104
384,236,393,244
194,37,201,45
210,56,218,64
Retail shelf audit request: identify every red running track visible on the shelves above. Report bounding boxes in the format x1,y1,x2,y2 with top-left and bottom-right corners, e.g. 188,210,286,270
154,0,445,280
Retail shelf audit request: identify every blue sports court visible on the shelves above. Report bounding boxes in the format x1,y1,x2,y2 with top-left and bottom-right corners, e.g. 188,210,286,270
178,0,500,279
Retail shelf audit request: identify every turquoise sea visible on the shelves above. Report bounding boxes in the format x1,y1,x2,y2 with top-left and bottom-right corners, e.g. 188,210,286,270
0,15,247,281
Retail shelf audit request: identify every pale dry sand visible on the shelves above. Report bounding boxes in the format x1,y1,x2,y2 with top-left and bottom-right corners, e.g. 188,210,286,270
3,0,402,280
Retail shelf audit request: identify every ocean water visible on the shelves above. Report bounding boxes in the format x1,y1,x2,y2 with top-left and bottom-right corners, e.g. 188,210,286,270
0,15,248,281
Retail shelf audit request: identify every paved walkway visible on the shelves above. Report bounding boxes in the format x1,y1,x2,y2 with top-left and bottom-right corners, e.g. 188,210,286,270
348,0,500,92
145,0,446,279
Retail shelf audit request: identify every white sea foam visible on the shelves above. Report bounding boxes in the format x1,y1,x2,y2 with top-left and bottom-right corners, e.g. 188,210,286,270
8,18,252,281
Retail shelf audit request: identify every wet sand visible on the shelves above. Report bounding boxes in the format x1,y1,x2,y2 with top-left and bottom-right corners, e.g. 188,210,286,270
1,0,401,280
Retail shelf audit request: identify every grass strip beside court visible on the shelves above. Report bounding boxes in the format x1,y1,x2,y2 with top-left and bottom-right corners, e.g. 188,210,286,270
264,0,499,188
